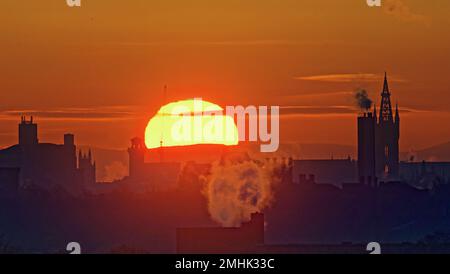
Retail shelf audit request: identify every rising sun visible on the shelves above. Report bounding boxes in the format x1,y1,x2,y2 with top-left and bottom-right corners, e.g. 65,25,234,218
145,99,239,149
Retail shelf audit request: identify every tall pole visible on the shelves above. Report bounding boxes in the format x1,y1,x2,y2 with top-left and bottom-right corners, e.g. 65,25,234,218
160,85,167,162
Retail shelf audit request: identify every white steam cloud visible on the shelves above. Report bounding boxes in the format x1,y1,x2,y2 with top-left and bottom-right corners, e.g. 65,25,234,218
103,161,128,182
204,157,281,227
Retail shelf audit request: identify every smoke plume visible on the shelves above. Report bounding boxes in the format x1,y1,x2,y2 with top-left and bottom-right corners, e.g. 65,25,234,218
103,161,128,182
204,157,281,227
354,89,373,110
383,0,430,25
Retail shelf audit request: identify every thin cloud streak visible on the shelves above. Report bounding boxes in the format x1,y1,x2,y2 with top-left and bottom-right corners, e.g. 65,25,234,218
294,73,407,83
0,106,143,122
107,39,367,48
0,104,444,122
383,0,431,25
278,105,445,117
282,91,353,100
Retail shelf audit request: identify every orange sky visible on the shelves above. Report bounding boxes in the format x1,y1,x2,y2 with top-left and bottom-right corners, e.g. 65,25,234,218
1,0,450,151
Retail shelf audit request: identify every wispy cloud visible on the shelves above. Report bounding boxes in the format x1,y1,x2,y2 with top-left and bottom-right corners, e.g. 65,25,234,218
280,105,357,116
282,91,353,100
112,40,303,47
294,73,406,83
278,105,443,118
108,39,362,48
383,0,430,25
0,106,142,121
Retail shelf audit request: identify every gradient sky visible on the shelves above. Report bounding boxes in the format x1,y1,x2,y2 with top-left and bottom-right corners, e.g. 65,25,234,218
1,0,450,152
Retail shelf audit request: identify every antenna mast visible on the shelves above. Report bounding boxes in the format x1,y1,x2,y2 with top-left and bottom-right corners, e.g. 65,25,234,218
159,85,167,162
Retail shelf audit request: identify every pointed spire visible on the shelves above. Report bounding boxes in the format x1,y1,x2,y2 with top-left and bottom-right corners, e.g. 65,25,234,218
88,149,92,164
382,71,390,96
379,72,394,123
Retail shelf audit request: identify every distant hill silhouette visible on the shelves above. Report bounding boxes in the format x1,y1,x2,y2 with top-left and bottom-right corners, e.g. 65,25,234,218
84,141,450,182
80,144,230,182
403,141,450,162
234,143,356,160
83,143,356,182
79,146,128,182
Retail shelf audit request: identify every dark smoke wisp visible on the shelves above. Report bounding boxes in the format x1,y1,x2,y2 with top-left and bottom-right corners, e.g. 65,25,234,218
354,89,373,110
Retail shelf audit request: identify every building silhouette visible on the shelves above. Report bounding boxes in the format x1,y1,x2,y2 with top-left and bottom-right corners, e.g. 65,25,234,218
358,73,400,184
177,211,450,254
293,73,450,187
108,137,181,192
19,116,38,146
358,110,377,185
1,75,450,253
376,73,400,179
0,117,96,195
78,149,96,189
128,137,146,179
0,167,20,197
293,158,357,186
177,213,265,253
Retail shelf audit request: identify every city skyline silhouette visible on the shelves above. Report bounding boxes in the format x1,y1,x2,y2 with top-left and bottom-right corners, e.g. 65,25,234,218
1,0,450,256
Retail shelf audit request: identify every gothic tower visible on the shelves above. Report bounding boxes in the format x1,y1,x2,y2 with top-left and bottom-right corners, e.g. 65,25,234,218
78,149,96,185
128,137,146,179
376,73,400,179
19,116,38,146
358,109,377,186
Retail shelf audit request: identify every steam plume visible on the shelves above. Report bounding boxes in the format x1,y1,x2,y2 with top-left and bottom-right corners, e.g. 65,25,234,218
103,161,128,182
354,89,373,110
204,157,281,227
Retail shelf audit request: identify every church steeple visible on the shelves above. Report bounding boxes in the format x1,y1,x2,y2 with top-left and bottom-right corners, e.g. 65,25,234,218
375,72,400,179
382,72,390,96
379,72,394,123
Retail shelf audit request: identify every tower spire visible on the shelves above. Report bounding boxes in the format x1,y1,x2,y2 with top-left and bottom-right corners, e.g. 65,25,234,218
382,72,390,96
379,72,393,123
375,71,400,179
160,85,167,162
